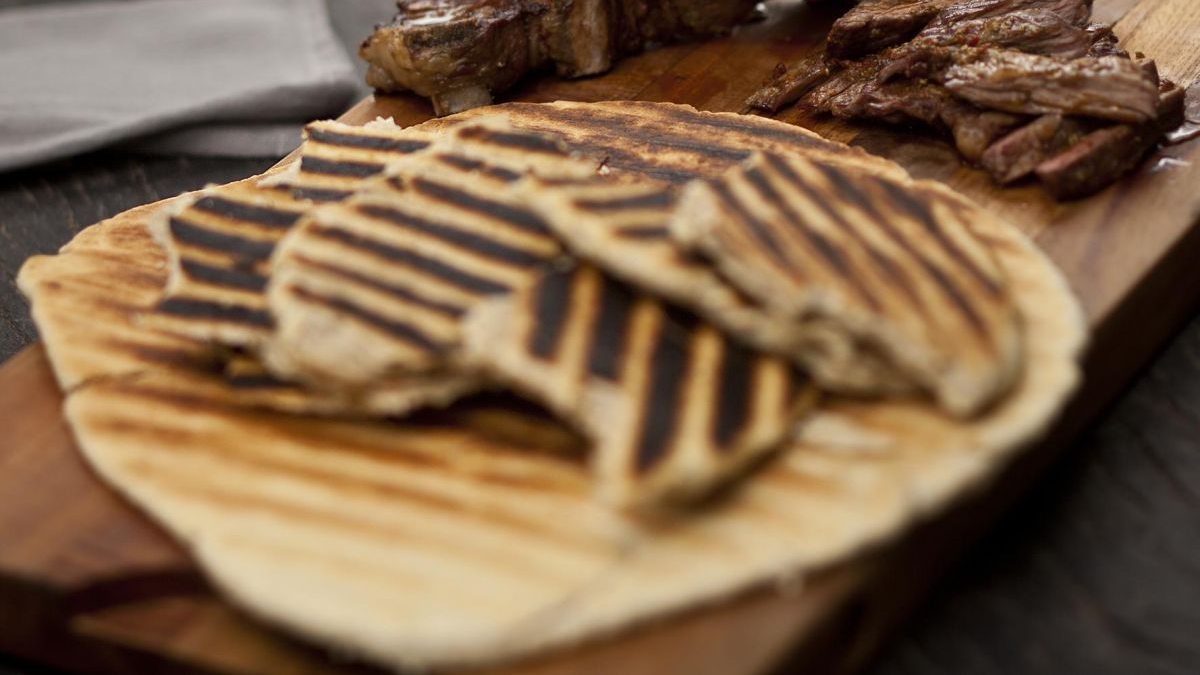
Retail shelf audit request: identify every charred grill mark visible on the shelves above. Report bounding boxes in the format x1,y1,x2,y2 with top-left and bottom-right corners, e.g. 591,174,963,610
307,225,510,296
434,153,522,183
169,218,276,262
875,180,1001,296
155,297,273,328
713,337,754,450
307,128,430,153
288,285,443,353
614,225,670,240
807,160,929,316
634,312,691,473
226,372,291,390
745,164,882,311
655,105,831,152
574,192,675,211
410,177,552,238
191,196,301,229
921,264,988,337
586,276,634,381
289,186,353,202
539,111,753,163
457,126,565,155
300,156,385,178
356,205,548,268
528,268,573,361
181,260,268,293
293,254,465,318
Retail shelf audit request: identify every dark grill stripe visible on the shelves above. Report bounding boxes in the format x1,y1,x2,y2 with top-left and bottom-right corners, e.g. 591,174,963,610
357,204,548,268
169,218,276,262
457,126,564,154
288,286,443,353
744,165,882,311
528,268,574,361
191,196,301,229
434,154,522,183
634,315,690,473
308,225,510,296
181,260,268,292
614,225,670,240
876,179,1002,295
540,112,753,163
656,105,831,152
293,254,466,318
227,373,291,390
308,128,430,153
586,277,634,381
713,337,755,449
289,186,353,202
574,192,675,211
300,156,385,178
410,177,552,238
155,297,273,328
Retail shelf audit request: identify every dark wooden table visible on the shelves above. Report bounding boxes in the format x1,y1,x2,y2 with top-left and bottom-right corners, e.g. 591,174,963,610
1,141,1198,675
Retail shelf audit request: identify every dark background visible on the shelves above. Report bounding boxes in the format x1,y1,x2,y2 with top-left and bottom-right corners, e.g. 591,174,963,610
1,1,1198,674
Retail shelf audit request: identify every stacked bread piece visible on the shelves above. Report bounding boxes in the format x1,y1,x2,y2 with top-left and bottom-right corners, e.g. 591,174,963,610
145,102,1025,508
21,101,1086,669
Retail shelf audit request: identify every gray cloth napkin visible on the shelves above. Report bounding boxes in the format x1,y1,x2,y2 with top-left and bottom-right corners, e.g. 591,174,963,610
0,0,396,171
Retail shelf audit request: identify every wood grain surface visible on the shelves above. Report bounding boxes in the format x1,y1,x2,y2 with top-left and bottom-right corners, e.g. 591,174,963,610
1,0,1199,673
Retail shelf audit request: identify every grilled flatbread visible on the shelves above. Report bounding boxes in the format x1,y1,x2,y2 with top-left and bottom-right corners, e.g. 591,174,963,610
20,101,1085,670
145,119,436,348
44,163,1084,669
672,152,1024,417
463,262,818,506
419,100,912,185
17,197,473,416
522,174,915,395
262,122,598,389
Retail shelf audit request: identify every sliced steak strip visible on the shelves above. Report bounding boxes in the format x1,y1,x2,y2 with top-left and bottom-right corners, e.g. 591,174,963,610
746,57,835,113
943,51,1160,122
981,114,1094,183
924,0,1092,32
827,0,947,59
1035,82,1186,199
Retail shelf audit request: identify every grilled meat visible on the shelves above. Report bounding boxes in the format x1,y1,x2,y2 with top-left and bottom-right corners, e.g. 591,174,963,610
827,0,946,58
1036,81,1186,199
750,0,1180,199
361,0,758,116
980,114,1093,182
746,57,834,113
925,0,1092,31
942,51,1160,122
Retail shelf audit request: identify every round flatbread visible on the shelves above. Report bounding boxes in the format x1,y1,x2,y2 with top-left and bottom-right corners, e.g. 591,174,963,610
20,101,1085,670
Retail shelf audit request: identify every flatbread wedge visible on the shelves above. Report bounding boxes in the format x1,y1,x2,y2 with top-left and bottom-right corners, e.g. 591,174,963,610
521,173,916,395
463,262,819,506
261,121,598,389
145,119,436,348
673,152,1024,417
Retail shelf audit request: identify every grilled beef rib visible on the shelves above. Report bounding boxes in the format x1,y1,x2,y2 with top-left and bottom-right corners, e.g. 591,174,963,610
361,0,759,116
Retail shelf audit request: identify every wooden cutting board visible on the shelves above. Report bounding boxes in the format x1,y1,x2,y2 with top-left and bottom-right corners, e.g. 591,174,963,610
2,1,1199,673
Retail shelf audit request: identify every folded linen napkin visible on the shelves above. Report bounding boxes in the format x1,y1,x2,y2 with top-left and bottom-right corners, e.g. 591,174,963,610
0,0,370,172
